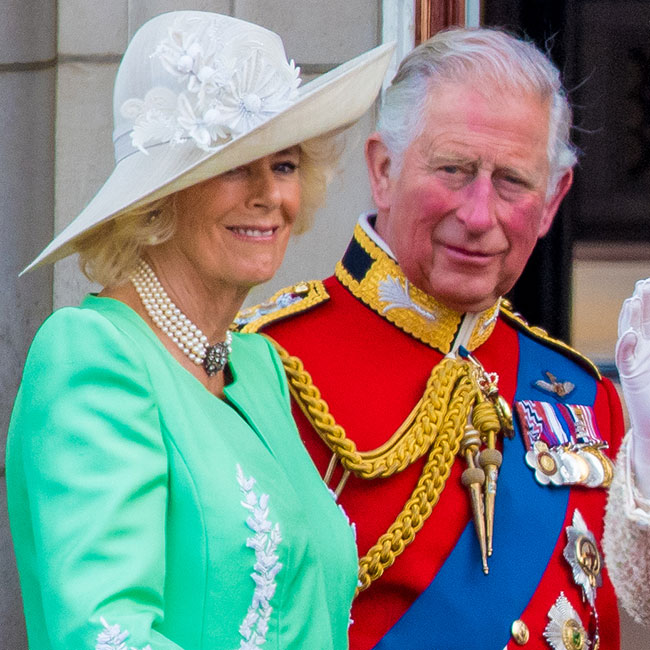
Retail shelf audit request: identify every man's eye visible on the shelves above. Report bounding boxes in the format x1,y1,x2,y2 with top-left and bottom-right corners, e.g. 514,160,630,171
440,165,460,174
499,171,532,187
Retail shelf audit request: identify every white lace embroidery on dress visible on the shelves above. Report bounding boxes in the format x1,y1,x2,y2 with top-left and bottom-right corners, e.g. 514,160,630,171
236,464,283,649
378,277,438,321
122,15,301,154
95,617,152,650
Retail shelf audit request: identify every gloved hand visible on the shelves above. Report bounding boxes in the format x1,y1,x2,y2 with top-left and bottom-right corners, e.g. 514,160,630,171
615,278,650,498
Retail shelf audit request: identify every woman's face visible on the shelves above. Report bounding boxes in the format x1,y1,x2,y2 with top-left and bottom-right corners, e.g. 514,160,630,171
165,146,302,292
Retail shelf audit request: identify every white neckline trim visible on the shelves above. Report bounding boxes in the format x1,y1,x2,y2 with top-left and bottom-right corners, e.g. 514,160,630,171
358,212,397,259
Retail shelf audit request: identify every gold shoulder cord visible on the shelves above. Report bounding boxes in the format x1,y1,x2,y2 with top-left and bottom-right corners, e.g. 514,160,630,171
264,335,511,593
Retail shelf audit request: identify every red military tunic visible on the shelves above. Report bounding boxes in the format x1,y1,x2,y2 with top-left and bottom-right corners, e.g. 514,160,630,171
237,217,623,650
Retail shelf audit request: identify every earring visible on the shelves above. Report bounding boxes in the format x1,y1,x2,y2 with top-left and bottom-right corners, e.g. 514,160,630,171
146,211,161,245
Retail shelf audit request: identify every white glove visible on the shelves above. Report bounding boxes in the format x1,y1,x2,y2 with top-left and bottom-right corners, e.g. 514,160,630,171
616,278,650,498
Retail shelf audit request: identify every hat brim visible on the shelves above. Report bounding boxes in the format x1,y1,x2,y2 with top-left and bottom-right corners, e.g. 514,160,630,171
24,42,395,273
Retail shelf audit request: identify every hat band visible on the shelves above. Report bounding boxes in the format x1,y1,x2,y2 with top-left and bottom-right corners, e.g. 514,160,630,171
114,131,171,164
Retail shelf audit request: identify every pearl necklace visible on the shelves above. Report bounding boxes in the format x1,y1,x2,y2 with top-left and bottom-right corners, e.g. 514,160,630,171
131,258,232,376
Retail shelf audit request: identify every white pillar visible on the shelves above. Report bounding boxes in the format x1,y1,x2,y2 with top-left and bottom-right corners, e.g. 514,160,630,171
0,2,57,648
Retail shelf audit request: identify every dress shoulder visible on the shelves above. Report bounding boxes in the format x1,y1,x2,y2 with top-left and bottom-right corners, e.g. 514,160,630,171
28,299,146,362
7,300,175,649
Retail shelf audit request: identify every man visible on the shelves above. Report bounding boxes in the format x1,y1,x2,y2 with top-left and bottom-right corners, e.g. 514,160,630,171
238,28,623,649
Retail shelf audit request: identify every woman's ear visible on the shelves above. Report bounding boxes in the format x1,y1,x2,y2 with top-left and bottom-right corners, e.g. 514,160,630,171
365,133,394,211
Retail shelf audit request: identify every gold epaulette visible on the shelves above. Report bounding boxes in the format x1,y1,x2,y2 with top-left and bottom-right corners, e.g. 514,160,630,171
499,300,601,380
234,280,329,333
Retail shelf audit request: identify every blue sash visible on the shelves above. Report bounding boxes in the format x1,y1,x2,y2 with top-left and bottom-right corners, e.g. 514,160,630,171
374,332,597,649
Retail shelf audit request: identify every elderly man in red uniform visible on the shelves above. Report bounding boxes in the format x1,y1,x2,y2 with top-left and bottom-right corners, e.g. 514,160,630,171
238,28,623,650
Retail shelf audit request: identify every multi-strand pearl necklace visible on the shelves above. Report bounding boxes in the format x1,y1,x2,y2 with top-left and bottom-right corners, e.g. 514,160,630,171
131,258,232,376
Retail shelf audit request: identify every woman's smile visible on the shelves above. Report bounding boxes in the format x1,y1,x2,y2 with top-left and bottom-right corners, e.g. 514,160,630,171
226,225,281,240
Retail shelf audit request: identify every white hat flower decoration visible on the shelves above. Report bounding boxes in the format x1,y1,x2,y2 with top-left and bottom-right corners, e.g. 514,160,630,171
24,11,395,272
121,16,301,154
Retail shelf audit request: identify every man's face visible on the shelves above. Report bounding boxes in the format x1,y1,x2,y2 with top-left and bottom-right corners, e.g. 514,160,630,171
368,81,572,313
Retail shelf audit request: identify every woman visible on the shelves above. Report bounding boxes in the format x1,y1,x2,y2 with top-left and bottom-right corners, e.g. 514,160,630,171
604,278,650,627
5,11,393,649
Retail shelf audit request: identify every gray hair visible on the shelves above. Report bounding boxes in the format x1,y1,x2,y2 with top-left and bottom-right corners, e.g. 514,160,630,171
377,27,577,197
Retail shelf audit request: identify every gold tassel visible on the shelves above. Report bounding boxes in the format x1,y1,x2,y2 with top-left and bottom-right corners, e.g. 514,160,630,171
460,424,489,574
473,399,502,557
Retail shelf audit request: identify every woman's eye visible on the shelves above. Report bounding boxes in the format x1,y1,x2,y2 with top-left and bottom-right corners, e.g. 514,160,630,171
275,161,299,174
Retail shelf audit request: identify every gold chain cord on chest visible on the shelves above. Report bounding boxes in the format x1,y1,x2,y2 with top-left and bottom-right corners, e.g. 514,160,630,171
264,335,507,594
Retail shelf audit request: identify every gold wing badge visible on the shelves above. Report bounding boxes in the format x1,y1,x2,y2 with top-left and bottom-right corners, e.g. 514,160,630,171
534,371,575,398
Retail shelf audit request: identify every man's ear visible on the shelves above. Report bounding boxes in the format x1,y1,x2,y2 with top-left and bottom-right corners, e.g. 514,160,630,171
538,168,573,238
365,133,393,211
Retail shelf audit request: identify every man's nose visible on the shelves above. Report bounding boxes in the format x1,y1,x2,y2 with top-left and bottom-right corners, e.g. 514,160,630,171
455,177,496,232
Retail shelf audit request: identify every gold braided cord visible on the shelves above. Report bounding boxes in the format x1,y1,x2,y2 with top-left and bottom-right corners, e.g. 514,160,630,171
357,368,476,591
268,337,473,480
264,335,492,593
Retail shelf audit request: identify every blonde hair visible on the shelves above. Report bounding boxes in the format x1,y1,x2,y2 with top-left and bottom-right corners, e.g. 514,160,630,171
75,133,342,287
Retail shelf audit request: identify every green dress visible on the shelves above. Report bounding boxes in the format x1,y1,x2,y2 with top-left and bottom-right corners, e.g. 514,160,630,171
6,295,357,650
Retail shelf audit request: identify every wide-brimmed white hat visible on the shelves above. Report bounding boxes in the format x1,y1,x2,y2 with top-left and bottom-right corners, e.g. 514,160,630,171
25,11,394,272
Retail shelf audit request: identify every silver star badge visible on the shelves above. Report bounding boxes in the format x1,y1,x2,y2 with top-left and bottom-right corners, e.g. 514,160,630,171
544,592,590,650
563,509,602,607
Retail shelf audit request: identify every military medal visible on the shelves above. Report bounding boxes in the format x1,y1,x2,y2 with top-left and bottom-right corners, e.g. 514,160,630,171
563,510,602,607
544,593,590,650
579,448,607,488
553,509,604,649
525,440,562,485
557,449,591,485
515,400,612,488
581,447,613,488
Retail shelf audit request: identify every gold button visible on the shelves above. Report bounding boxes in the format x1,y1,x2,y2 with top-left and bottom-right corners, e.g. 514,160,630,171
511,619,530,645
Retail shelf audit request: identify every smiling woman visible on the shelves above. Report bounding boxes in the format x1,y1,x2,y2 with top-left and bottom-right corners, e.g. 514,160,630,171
75,141,335,290
5,10,393,650
149,147,303,296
